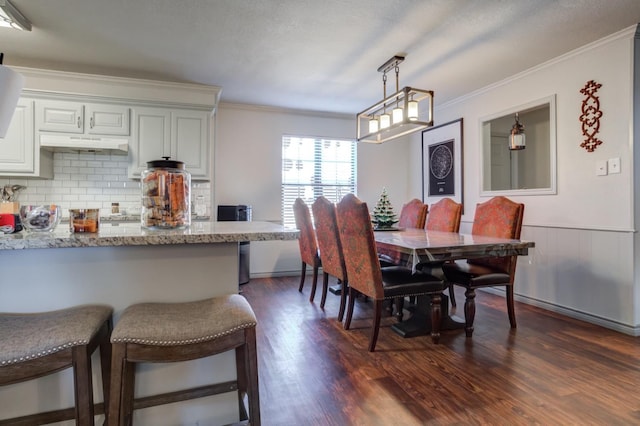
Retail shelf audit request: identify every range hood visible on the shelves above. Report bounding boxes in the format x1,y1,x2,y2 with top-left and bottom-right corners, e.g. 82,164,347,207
40,134,129,154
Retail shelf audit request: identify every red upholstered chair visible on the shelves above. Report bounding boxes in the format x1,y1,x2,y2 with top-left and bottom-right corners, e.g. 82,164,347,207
425,198,462,233
382,199,428,318
336,194,445,352
424,197,463,306
312,196,348,321
398,198,428,229
379,198,428,270
442,196,524,337
293,198,321,302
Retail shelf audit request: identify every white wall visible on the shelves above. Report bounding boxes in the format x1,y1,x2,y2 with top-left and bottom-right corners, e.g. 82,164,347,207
411,26,638,334
214,103,412,276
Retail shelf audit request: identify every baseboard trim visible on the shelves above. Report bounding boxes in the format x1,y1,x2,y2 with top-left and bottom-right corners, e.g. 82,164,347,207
480,288,640,337
250,270,301,279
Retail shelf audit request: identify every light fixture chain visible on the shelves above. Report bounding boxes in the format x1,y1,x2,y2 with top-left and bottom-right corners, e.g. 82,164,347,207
395,66,400,92
382,72,387,98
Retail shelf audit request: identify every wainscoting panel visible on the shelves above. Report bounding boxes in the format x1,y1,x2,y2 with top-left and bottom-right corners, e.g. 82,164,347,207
515,226,635,334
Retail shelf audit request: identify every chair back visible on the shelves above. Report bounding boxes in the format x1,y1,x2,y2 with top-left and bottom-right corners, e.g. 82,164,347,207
293,198,319,266
398,198,428,228
312,196,347,282
425,198,462,232
467,196,524,274
336,194,383,300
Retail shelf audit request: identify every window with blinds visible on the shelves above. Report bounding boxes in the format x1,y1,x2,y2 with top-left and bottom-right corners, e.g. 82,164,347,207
282,135,357,228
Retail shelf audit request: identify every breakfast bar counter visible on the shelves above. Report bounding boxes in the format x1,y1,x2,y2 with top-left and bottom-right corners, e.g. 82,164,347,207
0,220,298,250
0,221,298,425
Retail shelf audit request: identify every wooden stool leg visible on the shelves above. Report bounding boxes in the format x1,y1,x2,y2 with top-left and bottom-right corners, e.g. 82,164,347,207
99,320,112,424
109,343,127,426
235,340,249,421
122,358,136,426
244,327,260,426
73,345,95,426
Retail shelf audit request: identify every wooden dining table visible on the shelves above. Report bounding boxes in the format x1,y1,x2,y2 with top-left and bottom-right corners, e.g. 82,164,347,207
374,228,535,337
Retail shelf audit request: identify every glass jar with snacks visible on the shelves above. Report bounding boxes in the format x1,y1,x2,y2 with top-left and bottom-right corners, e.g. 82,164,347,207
141,157,191,229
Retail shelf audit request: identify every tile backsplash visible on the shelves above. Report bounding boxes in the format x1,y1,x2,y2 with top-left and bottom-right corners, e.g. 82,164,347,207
0,152,211,219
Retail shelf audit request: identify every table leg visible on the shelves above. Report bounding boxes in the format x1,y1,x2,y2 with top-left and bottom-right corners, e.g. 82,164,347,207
391,293,464,338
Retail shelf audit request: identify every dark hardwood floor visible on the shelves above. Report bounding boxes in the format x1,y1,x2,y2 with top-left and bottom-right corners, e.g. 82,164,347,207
240,275,640,425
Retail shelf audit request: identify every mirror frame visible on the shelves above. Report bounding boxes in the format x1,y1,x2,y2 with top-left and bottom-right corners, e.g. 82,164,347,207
479,94,557,196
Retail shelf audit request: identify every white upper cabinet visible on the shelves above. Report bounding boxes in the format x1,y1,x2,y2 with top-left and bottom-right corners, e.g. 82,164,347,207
36,99,130,136
171,109,210,179
0,68,219,179
0,98,53,178
129,106,210,180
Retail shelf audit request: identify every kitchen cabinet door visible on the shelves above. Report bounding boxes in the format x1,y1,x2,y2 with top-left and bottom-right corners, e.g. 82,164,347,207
86,103,130,136
37,99,84,134
129,106,171,178
0,99,53,178
129,106,210,180
172,109,210,179
37,99,130,136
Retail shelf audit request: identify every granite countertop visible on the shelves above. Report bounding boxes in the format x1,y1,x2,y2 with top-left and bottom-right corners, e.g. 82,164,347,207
0,221,299,250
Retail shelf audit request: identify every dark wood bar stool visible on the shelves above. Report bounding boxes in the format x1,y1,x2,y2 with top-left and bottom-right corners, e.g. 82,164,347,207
108,294,260,426
0,305,113,425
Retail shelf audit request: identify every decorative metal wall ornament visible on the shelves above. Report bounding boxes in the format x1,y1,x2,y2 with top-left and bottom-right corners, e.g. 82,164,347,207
579,80,603,152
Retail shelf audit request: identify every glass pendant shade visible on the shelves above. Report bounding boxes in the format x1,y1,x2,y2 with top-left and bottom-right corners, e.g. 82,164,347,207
509,133,526,150
379,113,391,129
509,113,526,150
369,117,379,133
392,107,403,124
407,100,419,121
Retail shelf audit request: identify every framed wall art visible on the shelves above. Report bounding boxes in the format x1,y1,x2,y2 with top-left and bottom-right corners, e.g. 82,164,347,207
422,118,463,211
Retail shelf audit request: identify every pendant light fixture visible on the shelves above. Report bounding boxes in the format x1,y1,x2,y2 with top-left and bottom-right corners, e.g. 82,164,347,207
0,53,24,138
508,112,526,150
0,0,32,31
357,55,434,144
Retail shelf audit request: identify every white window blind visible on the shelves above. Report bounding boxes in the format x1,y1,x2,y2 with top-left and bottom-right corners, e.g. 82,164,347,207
282,135,357,227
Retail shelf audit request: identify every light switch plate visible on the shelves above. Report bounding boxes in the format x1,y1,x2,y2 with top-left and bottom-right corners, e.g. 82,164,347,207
608,157,621,174
596,160,608,176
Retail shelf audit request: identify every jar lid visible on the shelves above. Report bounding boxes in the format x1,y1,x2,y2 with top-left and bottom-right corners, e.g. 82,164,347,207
146,157,185,169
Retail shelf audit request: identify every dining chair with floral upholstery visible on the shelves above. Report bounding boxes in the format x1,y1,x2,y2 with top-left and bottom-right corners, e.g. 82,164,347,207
312,196,348,321
442,196,524,337
398,198,428,229
379,198,428,271
425,198,462,234
293,198,321,302
424,197,463,307
336,193,446,352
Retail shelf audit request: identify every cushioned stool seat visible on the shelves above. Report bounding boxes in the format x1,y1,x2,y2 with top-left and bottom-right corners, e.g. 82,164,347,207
108,294,260,426
0,305,113,425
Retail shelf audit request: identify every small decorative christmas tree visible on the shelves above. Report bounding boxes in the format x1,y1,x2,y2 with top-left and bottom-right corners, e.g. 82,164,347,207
371,188,398,229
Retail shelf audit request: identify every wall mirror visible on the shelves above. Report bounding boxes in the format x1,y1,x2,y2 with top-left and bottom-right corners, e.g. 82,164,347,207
480,94,557,195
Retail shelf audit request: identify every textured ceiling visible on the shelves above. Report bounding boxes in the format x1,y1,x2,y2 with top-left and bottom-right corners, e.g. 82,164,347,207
3,0,640,115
